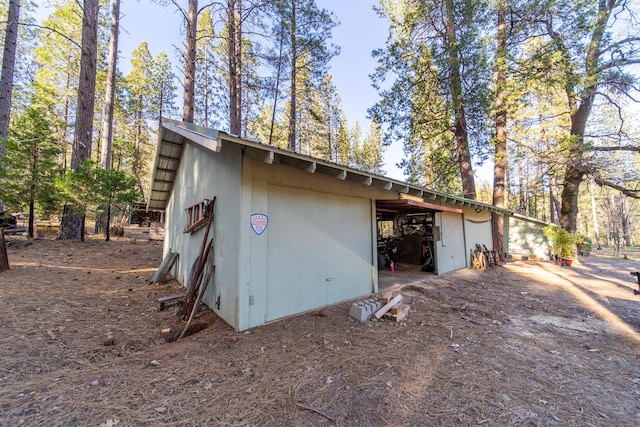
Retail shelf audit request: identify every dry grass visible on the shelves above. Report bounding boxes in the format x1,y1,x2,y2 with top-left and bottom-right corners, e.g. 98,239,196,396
1,236,640,426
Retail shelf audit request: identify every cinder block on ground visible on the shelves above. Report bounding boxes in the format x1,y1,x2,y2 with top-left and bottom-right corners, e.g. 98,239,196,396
349,298,383,322
349,303,370,322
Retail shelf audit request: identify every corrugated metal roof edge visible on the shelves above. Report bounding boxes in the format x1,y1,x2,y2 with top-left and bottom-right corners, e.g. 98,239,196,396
147,118,518,217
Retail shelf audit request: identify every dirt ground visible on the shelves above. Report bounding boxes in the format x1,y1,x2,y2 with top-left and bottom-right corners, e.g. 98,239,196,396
2,235,640,427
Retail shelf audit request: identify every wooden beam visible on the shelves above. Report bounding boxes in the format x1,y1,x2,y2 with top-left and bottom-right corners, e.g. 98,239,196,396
374,294,403,319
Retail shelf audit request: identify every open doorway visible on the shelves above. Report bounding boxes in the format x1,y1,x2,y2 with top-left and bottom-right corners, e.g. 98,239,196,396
376,199,437,274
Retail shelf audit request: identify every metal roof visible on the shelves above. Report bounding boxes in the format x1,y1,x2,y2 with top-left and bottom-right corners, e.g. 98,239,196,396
147,118,515,216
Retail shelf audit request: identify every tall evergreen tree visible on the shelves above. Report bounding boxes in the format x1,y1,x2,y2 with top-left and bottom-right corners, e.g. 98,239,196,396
100,0,120,170
371,0,490,199
33,1,84,168
270,0,339,151
59,0,100,241
0,0,20,152
121,42,176,194
0,104,61,238
183,0,198,123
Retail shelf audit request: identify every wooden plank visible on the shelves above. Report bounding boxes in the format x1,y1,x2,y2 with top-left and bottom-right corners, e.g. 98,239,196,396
151,251,178,283
391,303,405,315
374,294,403,319
391,309,409,322
158,293,185,310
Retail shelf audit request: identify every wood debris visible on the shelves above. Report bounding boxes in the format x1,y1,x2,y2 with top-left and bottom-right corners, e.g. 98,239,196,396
374,294,403,319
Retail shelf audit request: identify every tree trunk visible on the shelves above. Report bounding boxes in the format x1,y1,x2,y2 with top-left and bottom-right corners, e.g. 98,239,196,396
516,142,525,213
106,203,111,242
28,185,35,239
0,228,9,272
71,0,99,168
100,0,120,170
558,0,612,233
61,64,72,168
621,195,630,247
0,0,20,152
60,205,85,241
60,0,100,241
550,175,561,224
269,23,285,146
588,177,601,248
203,49,209,127
491,0,507,261
287,0,297,151
183,0,198,123
228,0,242,135
444,0,475,200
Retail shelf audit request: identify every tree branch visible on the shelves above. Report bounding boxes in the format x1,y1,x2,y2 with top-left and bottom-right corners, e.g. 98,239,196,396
591,145,640,152
21,23,81,49
599,58,640,72
594,177,640,198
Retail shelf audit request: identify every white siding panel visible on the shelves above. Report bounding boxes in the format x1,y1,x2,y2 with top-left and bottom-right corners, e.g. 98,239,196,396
434,212,467,274
266,185,372,322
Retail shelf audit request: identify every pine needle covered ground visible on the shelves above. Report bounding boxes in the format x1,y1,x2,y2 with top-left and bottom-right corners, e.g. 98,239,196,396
1,236,640,426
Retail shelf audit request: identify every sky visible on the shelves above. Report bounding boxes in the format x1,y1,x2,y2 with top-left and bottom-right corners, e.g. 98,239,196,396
34,0,412,180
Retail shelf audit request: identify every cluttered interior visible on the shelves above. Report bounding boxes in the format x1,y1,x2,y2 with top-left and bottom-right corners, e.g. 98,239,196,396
376,199,438,274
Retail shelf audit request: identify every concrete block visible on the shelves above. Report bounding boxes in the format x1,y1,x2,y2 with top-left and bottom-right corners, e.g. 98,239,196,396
349,298,384,322
349,303,370,322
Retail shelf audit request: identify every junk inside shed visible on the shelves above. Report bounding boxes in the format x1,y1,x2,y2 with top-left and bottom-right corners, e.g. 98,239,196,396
377,199,437,273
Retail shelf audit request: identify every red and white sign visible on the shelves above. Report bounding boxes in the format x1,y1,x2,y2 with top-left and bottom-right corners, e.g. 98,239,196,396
250,214,268,236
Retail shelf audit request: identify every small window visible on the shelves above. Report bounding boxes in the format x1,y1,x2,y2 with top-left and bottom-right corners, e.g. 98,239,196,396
184,199,209,233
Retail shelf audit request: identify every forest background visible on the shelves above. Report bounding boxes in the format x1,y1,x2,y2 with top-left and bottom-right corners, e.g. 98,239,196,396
0,0,639,253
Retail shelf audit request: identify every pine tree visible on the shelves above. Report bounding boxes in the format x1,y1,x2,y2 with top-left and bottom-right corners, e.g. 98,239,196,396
99,0,120,170
59,0,100,241
371,0,490,199
1,104,61,238
0,0,20,151
33,1,84,168
270,0,339,151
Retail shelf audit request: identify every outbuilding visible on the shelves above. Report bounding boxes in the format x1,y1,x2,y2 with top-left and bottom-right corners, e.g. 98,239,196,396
148,119,514,331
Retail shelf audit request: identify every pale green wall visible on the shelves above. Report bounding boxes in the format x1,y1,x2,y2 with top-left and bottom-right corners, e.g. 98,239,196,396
163,141,242,330
505,215,549,259
462,208,493,266
237,157,389,330
434,211,468,273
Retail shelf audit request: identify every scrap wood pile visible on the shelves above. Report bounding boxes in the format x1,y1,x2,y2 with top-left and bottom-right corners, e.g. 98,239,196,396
0,213,26,235
157,197,217,342
349,292,410,323
1,220,26,236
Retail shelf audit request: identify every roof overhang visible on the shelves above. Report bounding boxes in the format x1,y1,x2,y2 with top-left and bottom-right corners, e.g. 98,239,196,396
147,118,517,217
376,199,463,214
